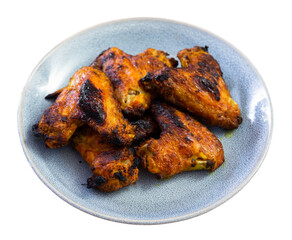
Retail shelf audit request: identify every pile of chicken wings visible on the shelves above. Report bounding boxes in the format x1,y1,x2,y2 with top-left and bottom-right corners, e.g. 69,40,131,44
35,46,242,192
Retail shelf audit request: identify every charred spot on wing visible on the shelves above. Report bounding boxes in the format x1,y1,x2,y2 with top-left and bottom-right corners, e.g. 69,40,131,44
132,118,152,129
78,79,107,125
108,52,115,59
61,116,69,122
155,174,163,180
154,70,170,82
201,45,209,52
101,66,122,88
169,57,179,67
100,51,116,68
139,72,153,88
111,77,123,88
198,61,208,70
237,116,243,124
32,123,42,138
210,70,220,79
167,108,185,128
91,47,111,68
87,176,107,188
97,48,110,59
107,137,124,146
197,76,220,101
103,127,126,146
45,92,59,100
206,159,216,170
105,64,113,73
42,108,55,125
152,102,186,129
132,116,160,143
114,170,127,181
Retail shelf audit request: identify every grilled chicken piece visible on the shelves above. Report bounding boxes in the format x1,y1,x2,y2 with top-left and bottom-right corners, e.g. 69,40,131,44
38,66,135,148
91,47,178,117
72,126,139,192
140,46,242,129
135,101,224,179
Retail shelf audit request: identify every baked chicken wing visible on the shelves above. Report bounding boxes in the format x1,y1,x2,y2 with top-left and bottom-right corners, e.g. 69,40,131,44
72,126,139,192
135,101,224,179
38,66,135,148
91,47,177,117
140,46,242,129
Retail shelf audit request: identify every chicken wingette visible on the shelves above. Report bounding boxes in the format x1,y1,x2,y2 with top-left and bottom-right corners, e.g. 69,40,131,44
140,46,242,129
91,47,178,117
72,126,139,192
135,101,224,179
38,66,135,148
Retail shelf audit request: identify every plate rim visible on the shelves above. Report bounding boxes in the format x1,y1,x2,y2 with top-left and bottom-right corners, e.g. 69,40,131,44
18,17,273,225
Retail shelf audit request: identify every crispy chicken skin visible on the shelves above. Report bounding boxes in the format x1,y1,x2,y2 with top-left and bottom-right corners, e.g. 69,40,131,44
91,47,178,117
38,66,135,148
140,46,242,129
135,101,224,179
72,126,139,192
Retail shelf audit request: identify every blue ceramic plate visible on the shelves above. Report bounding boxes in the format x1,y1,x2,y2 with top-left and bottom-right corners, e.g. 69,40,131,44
18,18,272,224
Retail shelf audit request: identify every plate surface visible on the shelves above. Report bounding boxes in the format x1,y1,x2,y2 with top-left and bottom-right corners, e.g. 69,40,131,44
18,18,272,224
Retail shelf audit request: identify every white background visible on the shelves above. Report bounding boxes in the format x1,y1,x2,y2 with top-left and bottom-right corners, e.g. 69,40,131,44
1,0,291,239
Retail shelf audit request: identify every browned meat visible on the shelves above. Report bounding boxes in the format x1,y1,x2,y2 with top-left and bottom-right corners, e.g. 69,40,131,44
91,47,178,117
72,126,139,192
140,46,242,129
38,66,135,148
135,101,224,179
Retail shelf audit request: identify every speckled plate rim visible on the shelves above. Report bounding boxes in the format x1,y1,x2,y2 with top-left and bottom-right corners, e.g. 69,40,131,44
18,17,273,225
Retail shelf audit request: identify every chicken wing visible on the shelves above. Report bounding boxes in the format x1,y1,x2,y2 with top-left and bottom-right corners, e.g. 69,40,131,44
135,101,224,179
38,66,135,148
72,126,139,192
91,47,178,117
140,46,242,129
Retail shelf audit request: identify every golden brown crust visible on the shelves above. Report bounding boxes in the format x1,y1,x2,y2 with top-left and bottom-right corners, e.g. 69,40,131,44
38,66,135,148
72,126,139,192
135,101,224,179
92,47,177,117
140,46,242,129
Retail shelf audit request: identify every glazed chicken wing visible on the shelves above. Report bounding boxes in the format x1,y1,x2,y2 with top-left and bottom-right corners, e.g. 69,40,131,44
91,47,177,117
72,126,139,192
140,46,242,129
135,101,224,179
38,66,135,148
